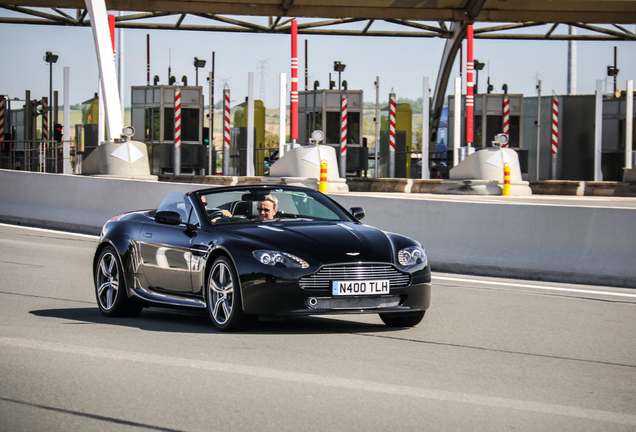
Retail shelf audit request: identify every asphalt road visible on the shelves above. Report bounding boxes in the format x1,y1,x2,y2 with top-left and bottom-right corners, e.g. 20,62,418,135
1,223,635,431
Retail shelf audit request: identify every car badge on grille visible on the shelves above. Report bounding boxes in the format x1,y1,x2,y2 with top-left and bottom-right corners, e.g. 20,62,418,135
346,252,360,256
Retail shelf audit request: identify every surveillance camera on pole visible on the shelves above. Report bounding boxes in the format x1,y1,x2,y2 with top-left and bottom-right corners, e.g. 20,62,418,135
492,133,509,148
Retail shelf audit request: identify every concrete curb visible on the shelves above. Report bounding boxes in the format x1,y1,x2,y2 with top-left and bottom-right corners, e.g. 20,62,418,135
345,177,636,197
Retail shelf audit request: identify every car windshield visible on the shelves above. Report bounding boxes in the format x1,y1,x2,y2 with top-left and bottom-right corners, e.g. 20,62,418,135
199,188,353,224
156,192,192,222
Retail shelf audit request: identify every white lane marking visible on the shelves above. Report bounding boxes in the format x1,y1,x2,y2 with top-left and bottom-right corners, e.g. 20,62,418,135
2,336,635,426
433,276,636,299
0,223,99,240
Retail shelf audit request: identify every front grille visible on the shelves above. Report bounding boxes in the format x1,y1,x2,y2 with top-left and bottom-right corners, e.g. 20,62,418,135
306,295,402,310
299,264,410,290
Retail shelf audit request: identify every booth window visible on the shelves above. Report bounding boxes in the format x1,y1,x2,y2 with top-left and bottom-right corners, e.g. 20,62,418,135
164,108,200,142
347,112,360,144
145,108,160,142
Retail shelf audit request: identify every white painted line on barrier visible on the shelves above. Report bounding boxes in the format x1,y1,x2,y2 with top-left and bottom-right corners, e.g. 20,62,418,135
0,223,99,240
2,336,636,426
433,275,636,299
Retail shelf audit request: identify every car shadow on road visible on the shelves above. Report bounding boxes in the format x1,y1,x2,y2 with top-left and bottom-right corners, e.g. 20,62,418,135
29,307,414,335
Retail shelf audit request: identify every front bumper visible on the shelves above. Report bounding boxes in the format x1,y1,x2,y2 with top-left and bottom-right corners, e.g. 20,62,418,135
241,265,431,316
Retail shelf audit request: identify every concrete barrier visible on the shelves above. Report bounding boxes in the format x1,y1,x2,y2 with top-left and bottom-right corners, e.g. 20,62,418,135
1,169,635,288
0,170,193,234
333,193,636,288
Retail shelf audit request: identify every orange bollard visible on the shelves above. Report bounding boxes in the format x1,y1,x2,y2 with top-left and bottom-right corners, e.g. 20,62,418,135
502,162,511,196
319,159,328,193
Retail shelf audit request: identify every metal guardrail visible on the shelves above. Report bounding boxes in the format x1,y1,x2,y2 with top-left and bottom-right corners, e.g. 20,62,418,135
368,150,449,179
0,140,69,173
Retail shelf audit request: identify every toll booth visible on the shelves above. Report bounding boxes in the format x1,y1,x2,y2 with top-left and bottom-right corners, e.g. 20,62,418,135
229,99,267,176
523,94,636,181
298,89,367,176
448,94,523,149
378,103,413,178
447,94,525,173
130,85,205,175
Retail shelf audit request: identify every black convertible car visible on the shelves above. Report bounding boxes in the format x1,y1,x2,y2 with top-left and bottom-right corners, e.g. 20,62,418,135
93,185,431,331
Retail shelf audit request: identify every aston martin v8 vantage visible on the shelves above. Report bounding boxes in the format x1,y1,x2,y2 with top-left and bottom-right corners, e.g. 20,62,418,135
93,185,431,331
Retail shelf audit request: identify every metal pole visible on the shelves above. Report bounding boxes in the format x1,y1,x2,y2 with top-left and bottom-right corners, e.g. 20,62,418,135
535,80,541,180
389,92,396,178
290,20,298,147
466,25,474,147
626,80,634,171
98,79,105,143
551,96,559,180
374,77,380,178
279,73,286,157
174,87,181,175
567,26,577,95
209,51,215,175
305,39,308,91
453,77,461,167
208,70,214,175
422,76,430,179
63,67,72,174
118,11,124,119
594,79,603,181
49,59,53,149
146,34,150,85
247,72,255,176
223,88,230,175
340,94,348,178
613,46,617,95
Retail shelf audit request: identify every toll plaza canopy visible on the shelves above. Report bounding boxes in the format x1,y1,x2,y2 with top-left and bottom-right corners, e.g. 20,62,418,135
2,0,635,138
2,0,636,24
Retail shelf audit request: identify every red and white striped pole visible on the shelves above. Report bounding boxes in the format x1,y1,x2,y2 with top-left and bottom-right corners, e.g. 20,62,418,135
42,97,49,143
291,20,298,147
174,88,181,175
223,88,231,175
551,96,559,180
339,95,348,178
41,97,48,172
503,95,510,147
466,24,474,148
0,96,6,143
389,93,396,178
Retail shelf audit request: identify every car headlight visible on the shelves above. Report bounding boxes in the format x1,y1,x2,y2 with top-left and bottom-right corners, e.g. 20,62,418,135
253,250,309,269
398,246,427,266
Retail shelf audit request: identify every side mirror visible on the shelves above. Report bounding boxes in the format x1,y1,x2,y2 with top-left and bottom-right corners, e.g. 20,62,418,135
349,207,365,221
155,211,182,225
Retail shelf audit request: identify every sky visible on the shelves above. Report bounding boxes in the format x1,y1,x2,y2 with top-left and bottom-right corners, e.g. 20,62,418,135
1,9,635,110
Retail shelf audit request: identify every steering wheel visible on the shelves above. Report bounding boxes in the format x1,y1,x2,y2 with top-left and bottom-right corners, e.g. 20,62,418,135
207,208,225,219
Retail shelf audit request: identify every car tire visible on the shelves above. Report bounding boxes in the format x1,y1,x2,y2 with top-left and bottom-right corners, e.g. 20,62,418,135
206,256,255,332
379,311,425,327
95,246,143,317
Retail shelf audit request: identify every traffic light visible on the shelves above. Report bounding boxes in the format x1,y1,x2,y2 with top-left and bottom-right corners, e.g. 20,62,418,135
607,66,619,77
54,123,63,142
202,127,210,145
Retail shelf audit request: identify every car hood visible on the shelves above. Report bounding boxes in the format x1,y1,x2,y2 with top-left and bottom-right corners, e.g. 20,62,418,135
220,221,394,265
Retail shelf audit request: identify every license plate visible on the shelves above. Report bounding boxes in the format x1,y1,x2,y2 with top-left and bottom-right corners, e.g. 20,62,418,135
332,280,390,296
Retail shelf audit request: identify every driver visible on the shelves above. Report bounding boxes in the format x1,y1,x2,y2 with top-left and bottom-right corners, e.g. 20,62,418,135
257,195,278,221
